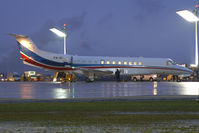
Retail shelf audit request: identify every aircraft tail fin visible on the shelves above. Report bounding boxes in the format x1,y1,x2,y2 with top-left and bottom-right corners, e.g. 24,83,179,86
9,33,39,53
9,33,41,67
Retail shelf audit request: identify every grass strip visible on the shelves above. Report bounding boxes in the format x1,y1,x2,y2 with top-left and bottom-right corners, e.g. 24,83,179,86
0,100,199,125
1,100,199,112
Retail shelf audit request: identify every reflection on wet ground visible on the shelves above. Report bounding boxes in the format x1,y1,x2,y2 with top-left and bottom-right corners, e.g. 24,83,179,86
0,81,199,99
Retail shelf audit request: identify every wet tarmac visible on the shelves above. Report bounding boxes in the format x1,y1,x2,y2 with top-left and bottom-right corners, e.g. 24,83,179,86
0,81,199,99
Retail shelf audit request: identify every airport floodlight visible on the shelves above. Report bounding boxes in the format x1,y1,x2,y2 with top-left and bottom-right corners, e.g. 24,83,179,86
177,5,199,80
176,10,199,22
176,9,199,68
49,28,66,37
50,26,67,55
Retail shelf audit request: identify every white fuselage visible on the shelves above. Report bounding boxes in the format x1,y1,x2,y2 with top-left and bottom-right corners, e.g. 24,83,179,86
11,34,193,78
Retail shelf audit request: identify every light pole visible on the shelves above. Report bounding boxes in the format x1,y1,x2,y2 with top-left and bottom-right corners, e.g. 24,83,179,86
63,24,67,55
50,24,68,82
49,24,67,55
176,5,199,80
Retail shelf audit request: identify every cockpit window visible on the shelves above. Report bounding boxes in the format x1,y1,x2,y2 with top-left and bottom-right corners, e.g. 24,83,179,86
167,60,176,65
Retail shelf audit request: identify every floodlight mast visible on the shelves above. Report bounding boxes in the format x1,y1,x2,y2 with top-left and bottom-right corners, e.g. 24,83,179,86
176,4,199,80
64,24,67,55
49,28,66,37
49,24,67,55
194,5,199,68
195,5,199,80
176,10,199,22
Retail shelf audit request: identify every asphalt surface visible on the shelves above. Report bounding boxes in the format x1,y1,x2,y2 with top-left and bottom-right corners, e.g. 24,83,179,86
0,81,199,99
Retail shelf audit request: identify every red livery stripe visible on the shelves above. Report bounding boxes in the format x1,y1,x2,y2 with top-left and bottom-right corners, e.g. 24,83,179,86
20,52,74,71
20,51,190,73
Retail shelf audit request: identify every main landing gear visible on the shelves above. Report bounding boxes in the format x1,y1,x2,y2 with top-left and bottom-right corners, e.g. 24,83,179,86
53,72,59,82
53,72,77,82
86,73,97,82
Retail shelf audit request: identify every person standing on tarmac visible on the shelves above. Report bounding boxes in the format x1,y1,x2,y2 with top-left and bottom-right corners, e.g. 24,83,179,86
115,69,120,81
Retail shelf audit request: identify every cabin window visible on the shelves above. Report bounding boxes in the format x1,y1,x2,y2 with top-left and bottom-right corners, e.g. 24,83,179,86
139,62,142,65
167,60,176,65
106,61,110,64
167,61,171,65
129,62,132,65
53,56,58,59
134,62,137,65
100,60,105,64
118,61,122,65
112,61,116,64
124,61,127,65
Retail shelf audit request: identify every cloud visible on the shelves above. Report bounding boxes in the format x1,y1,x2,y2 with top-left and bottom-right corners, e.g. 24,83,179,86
31,12,87,48
133,0,165,23
97,13,113,26
80,41,92,50
0,13,88,72
135,0,165,14
31,20,56,47
59,12,87,32
96,13,114,31
0,49,38,73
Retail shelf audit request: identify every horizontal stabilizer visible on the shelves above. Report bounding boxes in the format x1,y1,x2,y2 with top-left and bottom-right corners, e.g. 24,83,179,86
9,33,28,39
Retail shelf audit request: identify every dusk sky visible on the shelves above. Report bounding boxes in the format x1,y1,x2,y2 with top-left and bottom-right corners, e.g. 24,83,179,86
0,0,198,73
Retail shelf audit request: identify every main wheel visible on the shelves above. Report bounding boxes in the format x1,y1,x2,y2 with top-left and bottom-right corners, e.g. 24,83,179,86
149,77,153,82
133,77,137,82
86,78,94,82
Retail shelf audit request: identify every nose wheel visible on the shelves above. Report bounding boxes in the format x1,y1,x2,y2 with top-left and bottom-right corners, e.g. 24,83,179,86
173,75,181,82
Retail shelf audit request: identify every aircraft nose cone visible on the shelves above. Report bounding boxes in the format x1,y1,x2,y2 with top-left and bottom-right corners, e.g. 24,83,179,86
184,67,193,74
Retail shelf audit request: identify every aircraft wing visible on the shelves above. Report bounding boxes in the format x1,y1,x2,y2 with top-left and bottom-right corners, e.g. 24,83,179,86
75,67,113,77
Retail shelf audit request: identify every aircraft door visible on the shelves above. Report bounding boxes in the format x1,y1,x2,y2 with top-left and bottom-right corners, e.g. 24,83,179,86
62,56,72,67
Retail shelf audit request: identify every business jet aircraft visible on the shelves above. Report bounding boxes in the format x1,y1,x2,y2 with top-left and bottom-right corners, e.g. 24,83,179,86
10,34,193,81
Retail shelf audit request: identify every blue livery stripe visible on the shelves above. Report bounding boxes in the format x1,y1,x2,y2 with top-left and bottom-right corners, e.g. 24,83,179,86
17,42,66,67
